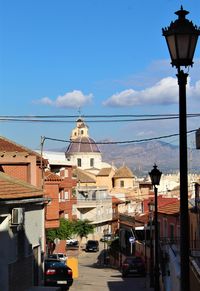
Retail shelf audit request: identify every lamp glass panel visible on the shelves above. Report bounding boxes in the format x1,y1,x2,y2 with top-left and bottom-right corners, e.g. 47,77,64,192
149,174,161,185
176,34,190,59
149,203,155,212
166,35,177,59
188,35,198,59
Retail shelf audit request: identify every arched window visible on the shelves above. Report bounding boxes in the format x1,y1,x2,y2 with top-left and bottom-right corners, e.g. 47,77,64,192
90,158,94,167
120,180,125,187
77,158,81,167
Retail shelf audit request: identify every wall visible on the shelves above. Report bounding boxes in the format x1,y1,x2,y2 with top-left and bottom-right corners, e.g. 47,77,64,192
44,182,60,229
114,177,134,189
0,205,44,291
0,154,38,186
158,214,179,239
70,152,102,170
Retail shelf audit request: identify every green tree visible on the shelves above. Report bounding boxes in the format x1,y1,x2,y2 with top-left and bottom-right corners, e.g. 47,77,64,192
56,218,74,239
46,218,74,242
73,219,94,250
46,228,57,243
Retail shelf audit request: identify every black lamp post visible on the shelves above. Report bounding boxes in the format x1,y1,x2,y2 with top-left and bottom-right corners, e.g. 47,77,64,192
148,200,155,288
149,164,162,291
162,6,200,291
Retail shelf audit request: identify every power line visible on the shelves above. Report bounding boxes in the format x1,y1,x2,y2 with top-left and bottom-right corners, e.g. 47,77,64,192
0,113,200,123
43,129,197,145
0,113,200,118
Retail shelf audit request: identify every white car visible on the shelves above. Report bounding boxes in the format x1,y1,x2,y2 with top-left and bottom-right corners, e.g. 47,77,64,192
48,253,67,262
66,239,78,246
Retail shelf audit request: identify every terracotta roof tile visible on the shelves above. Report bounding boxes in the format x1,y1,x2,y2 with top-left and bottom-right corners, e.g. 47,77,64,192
135,213,149,225
73,168,96,183
0,136,42,161
158,201,180,215
0,171,43,199
113,166,134,178
97,168,113,176
44,170,63,181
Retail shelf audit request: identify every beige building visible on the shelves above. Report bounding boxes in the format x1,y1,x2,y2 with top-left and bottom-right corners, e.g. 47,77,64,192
96,167,116,190
113,165,135,189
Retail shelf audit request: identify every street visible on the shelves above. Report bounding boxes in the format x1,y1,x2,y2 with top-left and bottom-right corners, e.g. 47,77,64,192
69,243,153,291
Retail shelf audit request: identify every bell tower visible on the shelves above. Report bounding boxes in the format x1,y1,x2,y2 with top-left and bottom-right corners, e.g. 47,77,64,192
70,118,89,140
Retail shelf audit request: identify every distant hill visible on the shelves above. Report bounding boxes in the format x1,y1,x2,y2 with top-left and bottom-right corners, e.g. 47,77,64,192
51,140,200,176
98,140,200,176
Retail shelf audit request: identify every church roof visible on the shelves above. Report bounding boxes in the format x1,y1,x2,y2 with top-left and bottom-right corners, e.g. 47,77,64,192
97,167,113,176
113,166,134,178
73,168,96,183
66,136,100,154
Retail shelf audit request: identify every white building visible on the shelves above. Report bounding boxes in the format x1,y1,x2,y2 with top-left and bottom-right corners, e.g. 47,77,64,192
42,117,110,173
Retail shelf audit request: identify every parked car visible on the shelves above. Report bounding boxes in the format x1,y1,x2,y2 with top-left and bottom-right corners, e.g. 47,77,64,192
66,238,79,247
48,253,67,263
100,233,112,242
85,240,99,252
44,258,73,290
121,256,146,277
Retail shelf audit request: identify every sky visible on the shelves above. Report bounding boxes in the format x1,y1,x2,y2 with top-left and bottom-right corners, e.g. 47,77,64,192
0,0,200,152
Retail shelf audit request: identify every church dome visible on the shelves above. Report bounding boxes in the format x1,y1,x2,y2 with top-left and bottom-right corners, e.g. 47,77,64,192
66,136,100,154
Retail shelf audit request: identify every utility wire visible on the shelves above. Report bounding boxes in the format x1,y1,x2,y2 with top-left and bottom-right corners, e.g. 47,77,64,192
43,129,197,145
0,113,200,123
0,113,200,118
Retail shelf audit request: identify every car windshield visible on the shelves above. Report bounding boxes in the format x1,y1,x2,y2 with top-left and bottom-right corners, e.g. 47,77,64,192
45,260,65,268
87,240,98,245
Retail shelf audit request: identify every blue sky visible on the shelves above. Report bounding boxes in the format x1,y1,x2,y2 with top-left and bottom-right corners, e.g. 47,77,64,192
0,0,200,151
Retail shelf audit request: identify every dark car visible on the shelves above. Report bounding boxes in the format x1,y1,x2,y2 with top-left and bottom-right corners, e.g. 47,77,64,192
85,240,99,252
44,258,73,290
121,256,146,277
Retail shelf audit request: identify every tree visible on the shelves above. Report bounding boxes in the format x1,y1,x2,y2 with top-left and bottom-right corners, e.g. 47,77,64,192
72,219,94,250
46,228,57,243
46,218,74,242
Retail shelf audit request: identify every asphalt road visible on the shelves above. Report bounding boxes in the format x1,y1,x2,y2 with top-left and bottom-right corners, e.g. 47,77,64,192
69,243,153,291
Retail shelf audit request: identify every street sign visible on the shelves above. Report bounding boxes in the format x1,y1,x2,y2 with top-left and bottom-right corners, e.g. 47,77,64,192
129,237,135,244
54,238,60,245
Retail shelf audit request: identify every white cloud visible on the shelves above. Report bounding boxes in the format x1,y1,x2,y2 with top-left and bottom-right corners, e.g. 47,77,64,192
103,77,178,107
37,97,53,105
35,90,93,108
103,77,200,107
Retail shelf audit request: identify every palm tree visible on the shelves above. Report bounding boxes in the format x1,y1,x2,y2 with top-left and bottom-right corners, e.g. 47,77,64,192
73,219,94,252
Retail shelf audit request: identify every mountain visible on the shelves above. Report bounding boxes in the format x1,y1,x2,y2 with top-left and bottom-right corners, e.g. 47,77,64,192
50,140,200,176
99,140,200,176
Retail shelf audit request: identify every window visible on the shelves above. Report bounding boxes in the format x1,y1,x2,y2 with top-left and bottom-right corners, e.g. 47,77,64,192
90,158,94,167
170,224,175,240
163,219,168,238
64,191,69,200
120,180,125,187
77,158,81,167
72,204,76,215
81,130,84,135
59,190,68,201
64,169,68,177
177,225,180,238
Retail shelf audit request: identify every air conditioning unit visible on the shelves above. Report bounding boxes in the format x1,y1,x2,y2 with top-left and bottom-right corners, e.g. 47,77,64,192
11,208,24,225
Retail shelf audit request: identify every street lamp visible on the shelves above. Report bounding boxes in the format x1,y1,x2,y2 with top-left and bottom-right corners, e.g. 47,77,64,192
149,164,162,291
148,200,155,288
162,6,200,291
